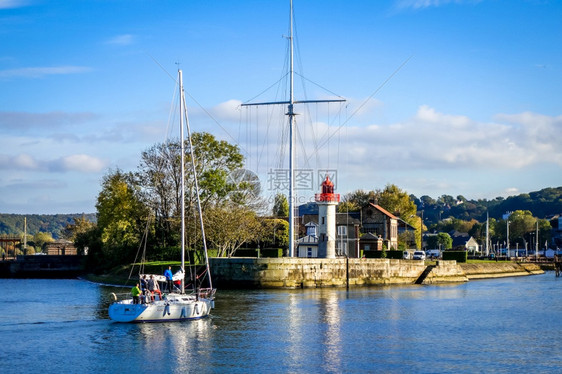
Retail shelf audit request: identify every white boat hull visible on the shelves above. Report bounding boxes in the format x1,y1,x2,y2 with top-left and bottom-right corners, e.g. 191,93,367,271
109,294,213,323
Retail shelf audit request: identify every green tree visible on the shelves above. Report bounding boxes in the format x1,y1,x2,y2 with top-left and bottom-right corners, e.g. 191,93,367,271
191,132,244,208
204,204,262,257
502,210,538,247
62,215,95,242
375,184,420,248
427,232,453,250
259,218,289,250
95,169,149,266
375,184,417,219
33,231,54,252
136,132,248,251
272,193,289,217
339,189,374,212
75,225,103,268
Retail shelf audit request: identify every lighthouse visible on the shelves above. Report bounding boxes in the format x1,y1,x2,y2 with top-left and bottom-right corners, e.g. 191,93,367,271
315,175,340,258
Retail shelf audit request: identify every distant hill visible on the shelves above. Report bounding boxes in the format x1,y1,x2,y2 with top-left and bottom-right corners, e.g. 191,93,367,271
413,186,562,225
2,187,560,239
0,213,97,239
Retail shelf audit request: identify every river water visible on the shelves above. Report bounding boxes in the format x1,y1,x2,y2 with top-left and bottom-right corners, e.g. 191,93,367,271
1,273,561,373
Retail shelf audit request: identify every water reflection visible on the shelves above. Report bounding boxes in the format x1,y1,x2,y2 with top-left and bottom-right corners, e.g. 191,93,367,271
286,292,305,369
4,275,562,373
318,291,341,372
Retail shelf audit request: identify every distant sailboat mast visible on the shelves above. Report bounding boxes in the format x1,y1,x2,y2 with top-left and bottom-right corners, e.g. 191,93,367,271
242,0,345,256
486,213,490,256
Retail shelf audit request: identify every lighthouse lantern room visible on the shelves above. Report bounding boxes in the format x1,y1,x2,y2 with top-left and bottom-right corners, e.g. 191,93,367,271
315,176,340,258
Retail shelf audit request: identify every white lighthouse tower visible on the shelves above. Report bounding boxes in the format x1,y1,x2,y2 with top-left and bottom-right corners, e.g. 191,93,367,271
316,175,340,258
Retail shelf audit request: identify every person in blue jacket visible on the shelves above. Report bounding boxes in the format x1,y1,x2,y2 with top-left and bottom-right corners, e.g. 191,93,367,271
164,266,174,293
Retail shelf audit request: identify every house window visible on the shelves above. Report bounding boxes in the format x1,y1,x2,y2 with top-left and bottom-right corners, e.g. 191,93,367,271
321,216,325,225
365,244,370,251
339,242,348,256
307,225,316,236
307,247,313,258
337,225,347,236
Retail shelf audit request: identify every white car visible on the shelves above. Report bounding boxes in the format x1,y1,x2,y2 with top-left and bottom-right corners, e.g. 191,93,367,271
413,251,426,260
403,251,411,260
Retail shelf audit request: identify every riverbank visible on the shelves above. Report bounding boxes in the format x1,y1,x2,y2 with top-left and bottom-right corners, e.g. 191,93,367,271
459,261,544,280
208,258,545,289
5,256,545,288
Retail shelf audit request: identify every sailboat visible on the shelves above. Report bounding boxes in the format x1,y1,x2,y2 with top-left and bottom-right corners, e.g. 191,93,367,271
108,70,216,323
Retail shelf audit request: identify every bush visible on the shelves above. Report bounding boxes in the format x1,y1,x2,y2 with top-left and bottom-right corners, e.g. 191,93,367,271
260,248,283,258
364,250,403,259
233,249,258,257
442,251,468,263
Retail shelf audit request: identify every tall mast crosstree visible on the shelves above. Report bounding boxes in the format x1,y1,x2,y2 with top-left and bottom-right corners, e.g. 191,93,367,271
242,0,346,257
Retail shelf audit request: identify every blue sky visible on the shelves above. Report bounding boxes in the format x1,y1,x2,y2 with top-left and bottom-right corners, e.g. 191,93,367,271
1,0,561,214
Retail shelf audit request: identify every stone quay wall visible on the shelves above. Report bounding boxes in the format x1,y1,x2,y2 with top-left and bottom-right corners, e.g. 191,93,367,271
459,262,543,279
209,258,470,289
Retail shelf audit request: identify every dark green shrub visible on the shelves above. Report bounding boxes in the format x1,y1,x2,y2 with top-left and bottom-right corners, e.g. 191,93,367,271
260,248,282,258
233,249,258,257
364,250,403,259
442,250,468,263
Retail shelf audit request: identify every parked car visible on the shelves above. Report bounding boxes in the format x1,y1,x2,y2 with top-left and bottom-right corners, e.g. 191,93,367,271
413,251,426,260
426,249,441,259
403,251,411,260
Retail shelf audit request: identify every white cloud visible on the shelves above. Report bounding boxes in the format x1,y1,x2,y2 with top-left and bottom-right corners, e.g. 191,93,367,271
236,103,562,180
2,179,67,190
55,154,107,173
0,0,29,9
0,66,92,79
504,187,520,196
394,0,482,10
0,153,107,173
208,99,242,122
0,111,98,132
105,34,135,46
12,153,39,169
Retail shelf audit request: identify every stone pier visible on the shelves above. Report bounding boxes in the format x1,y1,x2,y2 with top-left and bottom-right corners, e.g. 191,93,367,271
210,258,470,289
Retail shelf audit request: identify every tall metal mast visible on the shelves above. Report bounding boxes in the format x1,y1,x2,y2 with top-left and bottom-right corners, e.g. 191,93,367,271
179,70,186,293
180,69,213,292
242,0,345,257
288,0,296,257
486,212,490,256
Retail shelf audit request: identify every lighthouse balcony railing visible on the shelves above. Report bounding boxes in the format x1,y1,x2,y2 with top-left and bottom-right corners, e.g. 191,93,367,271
315,193,340,202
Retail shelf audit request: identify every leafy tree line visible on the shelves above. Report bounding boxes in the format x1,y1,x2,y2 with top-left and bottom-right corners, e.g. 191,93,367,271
411,187,562,226
0,213,96,239
68,133,289,272
338,185,560,251
338,184,424,249
0,231,59,257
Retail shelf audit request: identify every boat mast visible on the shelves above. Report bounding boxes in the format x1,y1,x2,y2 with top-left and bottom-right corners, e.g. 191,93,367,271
180,69,213,292
288,0,295,257
241,0,345,257
486,212,490,256
179,70,186,293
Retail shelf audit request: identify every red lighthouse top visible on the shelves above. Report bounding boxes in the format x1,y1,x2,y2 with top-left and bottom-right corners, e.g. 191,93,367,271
315,176,340,203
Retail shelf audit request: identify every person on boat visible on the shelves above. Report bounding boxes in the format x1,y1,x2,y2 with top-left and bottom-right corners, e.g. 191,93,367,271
140,275,148,292
131,283,141,304
147,275,162,301
139,275,148,303
164,266,174,293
